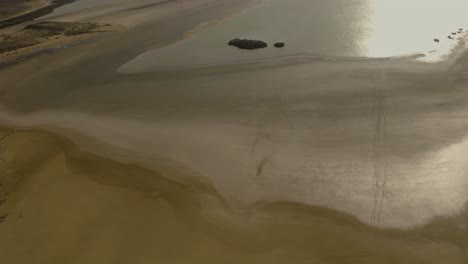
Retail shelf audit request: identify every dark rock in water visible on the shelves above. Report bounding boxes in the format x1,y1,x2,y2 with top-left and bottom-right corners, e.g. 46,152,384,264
274,42,285,48
448,35,454,39
0,215,6,224
452,32,457,35
228,38,268,50
434,38,439,42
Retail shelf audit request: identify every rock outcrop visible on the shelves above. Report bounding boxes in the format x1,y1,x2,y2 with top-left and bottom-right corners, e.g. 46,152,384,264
228,38,268,50
274,42,285,48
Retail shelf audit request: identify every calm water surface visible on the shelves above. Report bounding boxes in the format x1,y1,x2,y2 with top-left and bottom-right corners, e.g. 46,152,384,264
119,0,468,72
42,0,125,18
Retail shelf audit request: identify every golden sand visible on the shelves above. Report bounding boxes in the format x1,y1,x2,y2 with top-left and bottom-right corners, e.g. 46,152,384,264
0,127,466,263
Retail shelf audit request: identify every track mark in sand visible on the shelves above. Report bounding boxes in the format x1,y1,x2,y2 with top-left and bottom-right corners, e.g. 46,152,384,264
0,131,13,202
371,70,388,225
250,129,274,188
0,131,13,144
0,131,13,166
256,157,268,177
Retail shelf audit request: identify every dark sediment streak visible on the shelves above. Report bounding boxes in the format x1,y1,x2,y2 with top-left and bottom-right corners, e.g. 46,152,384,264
124,0,176,12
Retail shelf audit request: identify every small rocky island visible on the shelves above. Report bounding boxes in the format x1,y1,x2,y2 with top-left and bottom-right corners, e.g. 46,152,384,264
228,38,268,50
274,42,285,48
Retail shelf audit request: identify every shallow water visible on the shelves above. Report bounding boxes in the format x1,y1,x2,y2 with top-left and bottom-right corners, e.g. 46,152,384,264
119,0,468,72
42,0,125,18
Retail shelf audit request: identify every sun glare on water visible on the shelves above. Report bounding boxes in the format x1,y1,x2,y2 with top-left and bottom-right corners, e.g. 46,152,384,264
365,0,468,59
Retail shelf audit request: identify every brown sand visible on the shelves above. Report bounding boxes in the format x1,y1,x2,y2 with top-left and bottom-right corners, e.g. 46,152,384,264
0,127,467,263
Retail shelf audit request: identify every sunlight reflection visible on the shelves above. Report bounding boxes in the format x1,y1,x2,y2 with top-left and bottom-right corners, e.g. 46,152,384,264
366,0,468,58
119,0,468,72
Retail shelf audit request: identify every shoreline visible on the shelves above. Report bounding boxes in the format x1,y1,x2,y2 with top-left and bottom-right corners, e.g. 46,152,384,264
118,51,429,74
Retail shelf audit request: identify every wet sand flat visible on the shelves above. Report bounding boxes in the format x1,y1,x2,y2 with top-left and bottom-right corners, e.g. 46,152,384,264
0,127,467,264
1,53,468,227
0,0,466,227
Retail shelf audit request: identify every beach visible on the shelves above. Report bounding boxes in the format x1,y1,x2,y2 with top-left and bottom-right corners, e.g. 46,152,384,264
0,0,468,263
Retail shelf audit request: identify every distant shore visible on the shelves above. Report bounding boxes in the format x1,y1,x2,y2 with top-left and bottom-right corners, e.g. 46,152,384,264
0,21,124,66
0,0,78,29
0,0,51,21
0,0,125,67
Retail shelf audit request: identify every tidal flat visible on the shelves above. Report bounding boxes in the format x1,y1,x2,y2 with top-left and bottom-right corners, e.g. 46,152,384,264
0,0,468,263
